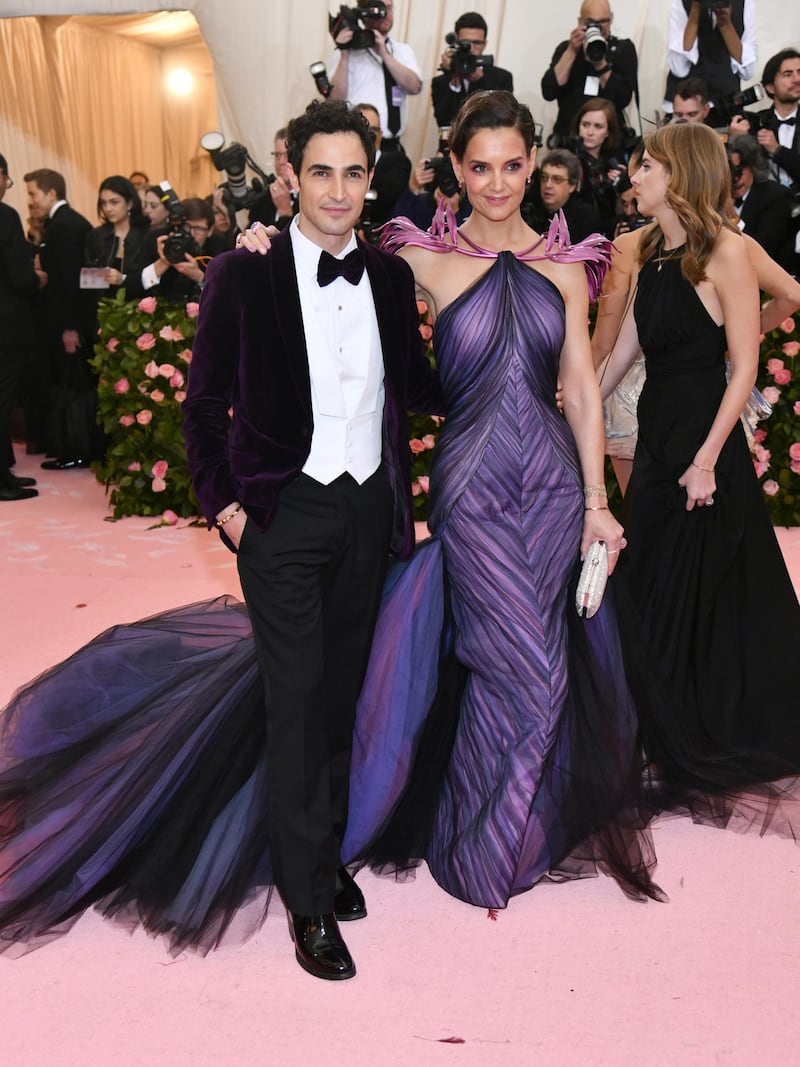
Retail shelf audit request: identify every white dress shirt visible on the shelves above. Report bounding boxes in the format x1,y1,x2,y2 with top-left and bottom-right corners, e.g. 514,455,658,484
289,217,385,485
667,0,757,85
328,39,422,138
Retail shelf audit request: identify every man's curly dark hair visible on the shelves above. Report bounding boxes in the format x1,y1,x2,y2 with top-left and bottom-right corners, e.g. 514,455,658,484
287,100,376,174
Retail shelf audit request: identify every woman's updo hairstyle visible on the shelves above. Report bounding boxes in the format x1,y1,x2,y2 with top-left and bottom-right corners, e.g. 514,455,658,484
449,90,536,159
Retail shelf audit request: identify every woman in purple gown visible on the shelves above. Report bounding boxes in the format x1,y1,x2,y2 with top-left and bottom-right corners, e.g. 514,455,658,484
0,93,660,957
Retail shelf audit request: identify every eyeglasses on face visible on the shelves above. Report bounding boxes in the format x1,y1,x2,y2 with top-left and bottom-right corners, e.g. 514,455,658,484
541,173,569,184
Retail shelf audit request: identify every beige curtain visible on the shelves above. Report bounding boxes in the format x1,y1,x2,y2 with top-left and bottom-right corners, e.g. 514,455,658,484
0,16,218,222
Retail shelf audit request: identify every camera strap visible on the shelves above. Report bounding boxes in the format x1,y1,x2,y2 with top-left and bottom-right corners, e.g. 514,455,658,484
382,55,401,136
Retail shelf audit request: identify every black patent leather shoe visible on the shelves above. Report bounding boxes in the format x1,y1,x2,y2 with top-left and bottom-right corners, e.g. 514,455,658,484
10,474,37,488
334,866,367,921
288,912,356,981
0,483,38,501
41,457,91,471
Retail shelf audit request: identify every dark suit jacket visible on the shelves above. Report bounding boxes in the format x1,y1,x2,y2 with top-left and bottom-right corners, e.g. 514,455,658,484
431,65,514,128
370,148,412,227
39,203,93,344
0,202,39,348
182,230,443,560
757,109,800,189
738,180,793,265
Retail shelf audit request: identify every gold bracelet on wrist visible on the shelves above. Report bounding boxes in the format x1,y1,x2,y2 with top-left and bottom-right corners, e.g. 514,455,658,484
585,505,609,511
216,503,242,528
691,461,715,473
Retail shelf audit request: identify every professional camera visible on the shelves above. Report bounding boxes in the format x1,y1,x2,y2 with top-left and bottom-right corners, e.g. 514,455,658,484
200,131,275,210
713,83,765,124
163,207,200,265
424,151,460,199
330,3,386,50
583,21,608,64
443,32,494,77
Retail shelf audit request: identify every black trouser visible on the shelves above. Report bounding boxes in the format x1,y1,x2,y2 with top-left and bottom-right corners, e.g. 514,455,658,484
237,467,393,915
0,345,32,474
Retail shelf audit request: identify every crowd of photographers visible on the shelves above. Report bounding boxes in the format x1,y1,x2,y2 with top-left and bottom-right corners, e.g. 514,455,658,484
1,1,798,499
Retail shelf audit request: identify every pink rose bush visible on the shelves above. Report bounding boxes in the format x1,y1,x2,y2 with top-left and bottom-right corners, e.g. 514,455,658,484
753,308,800,525
92,294,202,520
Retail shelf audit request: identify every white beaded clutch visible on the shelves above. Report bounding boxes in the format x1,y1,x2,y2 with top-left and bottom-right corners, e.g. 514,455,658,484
575,541,608,619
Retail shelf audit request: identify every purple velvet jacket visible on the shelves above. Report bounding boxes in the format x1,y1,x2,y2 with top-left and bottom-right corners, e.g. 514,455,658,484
182,228,442,560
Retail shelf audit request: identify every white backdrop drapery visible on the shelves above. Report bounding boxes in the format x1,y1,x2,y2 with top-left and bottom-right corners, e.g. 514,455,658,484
0,0,795,221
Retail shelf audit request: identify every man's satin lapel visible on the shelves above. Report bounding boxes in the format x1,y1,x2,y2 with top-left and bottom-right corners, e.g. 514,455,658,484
363,241,402,397
271,232,312,404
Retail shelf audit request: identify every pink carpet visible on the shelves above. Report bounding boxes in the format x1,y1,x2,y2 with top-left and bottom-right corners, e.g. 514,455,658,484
2,454,799,1067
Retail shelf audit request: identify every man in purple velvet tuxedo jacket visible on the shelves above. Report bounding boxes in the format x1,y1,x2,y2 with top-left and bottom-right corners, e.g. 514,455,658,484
182,100,441,982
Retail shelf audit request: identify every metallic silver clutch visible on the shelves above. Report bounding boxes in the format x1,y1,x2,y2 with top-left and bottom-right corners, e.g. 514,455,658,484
575,541,608,619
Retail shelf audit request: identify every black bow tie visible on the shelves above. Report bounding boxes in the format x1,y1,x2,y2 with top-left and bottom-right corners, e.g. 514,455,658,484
777,115,797,127
734,196,744,207
317,247,365,287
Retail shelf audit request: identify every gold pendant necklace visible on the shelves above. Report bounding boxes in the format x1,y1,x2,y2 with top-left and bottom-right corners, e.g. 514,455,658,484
654,242,685,272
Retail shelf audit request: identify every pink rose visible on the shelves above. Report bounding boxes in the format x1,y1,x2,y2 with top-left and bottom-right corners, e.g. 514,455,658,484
411,480,422,496
159,325,184,342
754,459,768,478
136,333,157,351
416,299,428,317
161,509,179,525
152,477,167,493
152,460,169,479
762,386,781,405
106,337,119,352
174,390,186,404
138,381,150,394
127,461,141,471
178,349,192,364
794,401,800,417
767,358,784,375
754,444,771,464
792,459,800,475
774,368,792,385
419,323,433,342
150,389,165,403
158,363,176,378
144,361,159,379
782,342,800,358
186,301,200,318
113,378,130,394
763,479,780,496
137,296,157,314
780,317,796,334
409,438,426,454
119,414,135,427
136,409,153,425
788,442,800,461
169,370,185,388
417,475,430,493
752,429,767,444
421,434,437,449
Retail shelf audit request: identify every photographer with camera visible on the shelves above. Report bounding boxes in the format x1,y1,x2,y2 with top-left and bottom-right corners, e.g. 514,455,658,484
391,147,471,230
266,128,300,229
730,48,800,191
728,133,795,270
141,197,227,303
522,148,605,243
670,75,713,123
328,1,422,153
664,1,757,121
541,1,638,138
430,13,514,129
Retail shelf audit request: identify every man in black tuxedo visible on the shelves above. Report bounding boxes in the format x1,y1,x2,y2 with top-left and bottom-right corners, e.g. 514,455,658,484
0,154,46,500
728,135,794,270
731,48,800,191
431,12,514,128
24,168,93,469
183,100,442,982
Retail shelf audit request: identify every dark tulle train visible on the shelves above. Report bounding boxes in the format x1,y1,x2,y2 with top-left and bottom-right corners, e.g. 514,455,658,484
0,223,667,954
